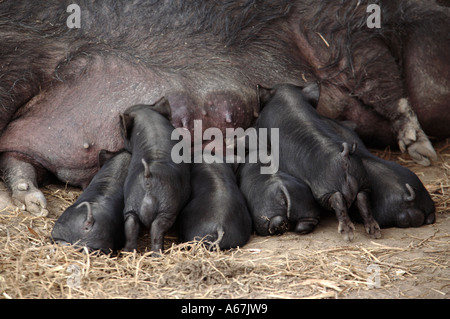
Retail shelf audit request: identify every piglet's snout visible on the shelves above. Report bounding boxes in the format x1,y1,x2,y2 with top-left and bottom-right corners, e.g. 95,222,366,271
295,218,319,234
397,209,425,228
268,216,289,235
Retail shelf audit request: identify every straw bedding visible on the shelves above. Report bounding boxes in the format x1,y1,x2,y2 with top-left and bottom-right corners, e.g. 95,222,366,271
0,140,449,299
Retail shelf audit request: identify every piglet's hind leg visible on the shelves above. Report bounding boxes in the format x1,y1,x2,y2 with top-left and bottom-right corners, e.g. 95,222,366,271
150,215,175,256
355,192,381,239
123,211,140,252
329,192,355,242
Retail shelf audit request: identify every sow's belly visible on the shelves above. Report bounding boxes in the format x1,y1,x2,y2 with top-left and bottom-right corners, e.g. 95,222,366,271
0,61,258,187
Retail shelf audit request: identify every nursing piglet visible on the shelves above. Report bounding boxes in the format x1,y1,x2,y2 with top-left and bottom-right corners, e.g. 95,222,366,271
237,152,322,236
120,98,191,253
51,150,130,253
325,118,435,228
177,157,252,250
256,83,381,241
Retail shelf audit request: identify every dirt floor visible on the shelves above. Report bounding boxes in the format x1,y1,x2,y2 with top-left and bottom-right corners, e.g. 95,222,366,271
0,140,449,299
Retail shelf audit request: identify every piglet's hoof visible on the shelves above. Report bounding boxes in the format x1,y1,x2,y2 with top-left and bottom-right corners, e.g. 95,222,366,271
150,250,163,258
12,180,48,217
365,220,382,239
398,125,437,167
338,221,355,242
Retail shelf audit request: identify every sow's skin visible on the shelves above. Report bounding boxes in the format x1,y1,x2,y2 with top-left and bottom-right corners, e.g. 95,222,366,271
177,158,252,250
325,119,436,228
121,98,191,254
256,83,381,242
237,152,323,236
51,150,130,253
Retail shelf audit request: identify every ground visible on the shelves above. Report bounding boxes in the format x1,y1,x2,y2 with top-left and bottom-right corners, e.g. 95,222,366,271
0,140,449,299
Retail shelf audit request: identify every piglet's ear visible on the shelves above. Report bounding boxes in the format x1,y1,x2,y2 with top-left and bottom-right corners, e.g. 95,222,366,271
98,149,115,168
77,202,95,231
150,97,172,121
302,83,320,106
279,184,292,220
257,84,275,109
119,113,134,140
403,183,416,202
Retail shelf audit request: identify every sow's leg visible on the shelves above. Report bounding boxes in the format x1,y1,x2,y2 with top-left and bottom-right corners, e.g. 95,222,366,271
403,9,450,141
0,181,14,212
0,153,48,216
349,38,437,166
300,19,438,165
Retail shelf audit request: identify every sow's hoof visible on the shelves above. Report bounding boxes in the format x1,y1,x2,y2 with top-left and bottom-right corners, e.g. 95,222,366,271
0,182,14,212
397,121,437,167
11,180,48,217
